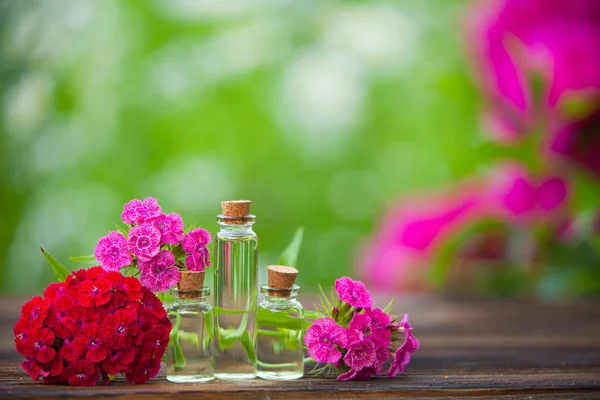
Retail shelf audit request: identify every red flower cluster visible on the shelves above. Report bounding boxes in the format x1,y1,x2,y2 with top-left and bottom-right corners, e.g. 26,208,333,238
14,267,171,386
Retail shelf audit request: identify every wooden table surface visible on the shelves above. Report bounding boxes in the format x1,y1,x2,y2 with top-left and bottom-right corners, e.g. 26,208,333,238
1,294,599,399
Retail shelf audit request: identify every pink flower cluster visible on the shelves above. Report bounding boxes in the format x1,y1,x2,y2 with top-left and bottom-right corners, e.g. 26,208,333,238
305,277,418,380
94,197,211,292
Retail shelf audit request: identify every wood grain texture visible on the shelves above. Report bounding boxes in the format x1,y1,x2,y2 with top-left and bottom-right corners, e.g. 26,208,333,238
1,295,599,399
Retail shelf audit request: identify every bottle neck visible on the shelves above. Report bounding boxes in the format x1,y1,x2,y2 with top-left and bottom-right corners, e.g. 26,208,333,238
172,287,210,304
260,284,299,304
217,214,256,236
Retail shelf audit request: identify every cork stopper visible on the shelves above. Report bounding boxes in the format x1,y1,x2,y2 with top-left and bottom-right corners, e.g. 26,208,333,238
267,265,298,297
177,271,205,299
221,200,251,224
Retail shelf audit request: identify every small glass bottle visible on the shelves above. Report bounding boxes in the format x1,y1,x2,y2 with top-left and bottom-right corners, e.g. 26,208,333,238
257,266,304,380
214,200,258,379
167,272,215,383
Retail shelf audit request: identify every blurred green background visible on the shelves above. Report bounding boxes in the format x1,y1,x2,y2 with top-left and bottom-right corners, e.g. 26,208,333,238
0,0,483,293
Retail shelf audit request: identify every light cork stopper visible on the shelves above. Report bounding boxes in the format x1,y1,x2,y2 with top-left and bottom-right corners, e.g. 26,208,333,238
221,200,251,224
267,265,298,297
177,271,205,299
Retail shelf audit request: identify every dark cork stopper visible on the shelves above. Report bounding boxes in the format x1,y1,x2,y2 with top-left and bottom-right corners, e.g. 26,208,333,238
267,265,298,297
177,271,205,299
221,200,251,224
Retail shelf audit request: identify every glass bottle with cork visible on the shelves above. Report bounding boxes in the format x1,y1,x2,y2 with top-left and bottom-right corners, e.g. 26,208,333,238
166,271,215,383
213,200,258,379
256,265,304,380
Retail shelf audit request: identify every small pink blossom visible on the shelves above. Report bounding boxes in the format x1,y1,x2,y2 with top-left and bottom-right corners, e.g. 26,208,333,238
153,213,184,245
346,313,371,346
94,232,132,272
365,308,392,348
335,277,373,309
388,314,419,377
341,340,377,376
128,223,161,262
304,318,347,364
138,250,180,293
181,228,211,254
185,248,210,272
121,198,162,225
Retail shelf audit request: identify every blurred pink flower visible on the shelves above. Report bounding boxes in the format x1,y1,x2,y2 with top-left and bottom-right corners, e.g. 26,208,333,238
357,165,569,291
357,185,485,291
487,163,568,221
471,0,600,139
550,111,600,178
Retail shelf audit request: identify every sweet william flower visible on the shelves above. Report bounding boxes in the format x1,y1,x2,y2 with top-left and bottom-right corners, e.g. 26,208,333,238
305,318,348,364
78,278,112,308
21,296,51,325
102,348,136,376
338,340,377,381
95,232,132,272
185,247,210,272
102,309,139,349
388,314,420,377
335,277,373,309
346,313,371,346
182,228,211,254
153,213,184,245
125,357,161,384
138,250,180,293
365,308,392,348
23,328,56,363
128,223,161,262
121,197,162,225
63,360,100,386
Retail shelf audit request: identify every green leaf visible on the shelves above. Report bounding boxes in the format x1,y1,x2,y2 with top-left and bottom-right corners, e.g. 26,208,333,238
278,227,304,267
41,248,71,282
68,255,97,263
240,331,256,364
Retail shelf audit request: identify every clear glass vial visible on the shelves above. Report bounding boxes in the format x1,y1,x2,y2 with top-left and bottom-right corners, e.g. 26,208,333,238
214,213,258,379
166,287,215,383
256,284,304,380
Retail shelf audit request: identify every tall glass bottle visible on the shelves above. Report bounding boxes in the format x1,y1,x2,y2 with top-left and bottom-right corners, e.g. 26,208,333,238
257,284,304,380
214,200,258,379
166,271,214,383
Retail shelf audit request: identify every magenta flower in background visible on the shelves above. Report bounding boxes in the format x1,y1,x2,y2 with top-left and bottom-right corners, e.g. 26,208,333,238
138,250,180,293
488,163,568,221
550,111,600,179
182,228,211,255
388,314,420,377
471,0,600,140
127,223,161,262
305,318,348,364
94,232,132,272
357,186,485,291
335,277,373,309
185,248,210,272
121,197,162,225
153,213,184,245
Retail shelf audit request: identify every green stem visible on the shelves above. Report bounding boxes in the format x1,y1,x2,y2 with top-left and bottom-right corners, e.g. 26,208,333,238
256,360,300,369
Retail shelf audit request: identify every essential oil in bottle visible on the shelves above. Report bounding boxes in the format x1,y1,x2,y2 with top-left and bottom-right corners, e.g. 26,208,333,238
167,271,215,383
257,265,304,380
214,200,258,379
